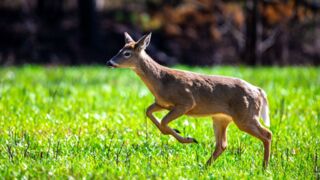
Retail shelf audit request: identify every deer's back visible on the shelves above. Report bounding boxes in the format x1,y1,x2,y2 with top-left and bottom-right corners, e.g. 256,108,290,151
157,69,262,118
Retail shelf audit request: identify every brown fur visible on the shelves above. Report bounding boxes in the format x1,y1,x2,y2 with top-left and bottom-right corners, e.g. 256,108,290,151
107,32,272,167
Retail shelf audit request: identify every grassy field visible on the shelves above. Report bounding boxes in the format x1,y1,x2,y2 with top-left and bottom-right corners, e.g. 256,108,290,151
0,65,319,179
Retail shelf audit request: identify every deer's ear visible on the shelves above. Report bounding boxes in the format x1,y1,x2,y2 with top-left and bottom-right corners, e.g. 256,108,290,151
136,32,152,51
124,32,134,44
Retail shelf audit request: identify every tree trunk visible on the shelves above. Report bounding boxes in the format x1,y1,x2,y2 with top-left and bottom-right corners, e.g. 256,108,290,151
36,0,63,25
78,0,98,48
244,0,258,65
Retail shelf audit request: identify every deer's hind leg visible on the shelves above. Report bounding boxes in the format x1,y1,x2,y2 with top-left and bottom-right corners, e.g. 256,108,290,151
234,116,272,168
206,115,232,166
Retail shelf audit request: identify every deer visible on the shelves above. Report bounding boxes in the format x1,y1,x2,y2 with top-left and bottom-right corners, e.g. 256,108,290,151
106,32,272,167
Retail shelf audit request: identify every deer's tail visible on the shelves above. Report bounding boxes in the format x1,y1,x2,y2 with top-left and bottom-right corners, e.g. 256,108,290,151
259,88,270,127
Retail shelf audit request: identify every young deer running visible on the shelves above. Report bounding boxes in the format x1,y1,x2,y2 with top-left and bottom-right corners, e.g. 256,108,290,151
106,32,272,167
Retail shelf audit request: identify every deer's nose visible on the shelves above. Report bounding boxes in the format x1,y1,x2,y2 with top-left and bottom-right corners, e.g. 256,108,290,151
106,60,118,67
106,61,113,67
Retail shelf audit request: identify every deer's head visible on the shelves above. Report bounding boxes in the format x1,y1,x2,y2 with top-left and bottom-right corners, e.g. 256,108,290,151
107,32,151,69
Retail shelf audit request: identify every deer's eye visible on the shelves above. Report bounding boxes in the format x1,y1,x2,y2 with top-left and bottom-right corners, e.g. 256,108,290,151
123,51,131,58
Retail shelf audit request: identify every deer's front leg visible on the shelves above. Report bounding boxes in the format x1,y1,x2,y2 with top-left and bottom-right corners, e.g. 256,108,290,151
146,103,164,130
160,106,198,144
146,103,181,134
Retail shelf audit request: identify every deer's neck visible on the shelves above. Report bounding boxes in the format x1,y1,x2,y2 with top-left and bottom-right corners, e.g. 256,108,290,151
133,51,166,96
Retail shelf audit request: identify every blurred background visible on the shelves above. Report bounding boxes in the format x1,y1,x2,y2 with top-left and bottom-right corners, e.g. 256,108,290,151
0,0,319,66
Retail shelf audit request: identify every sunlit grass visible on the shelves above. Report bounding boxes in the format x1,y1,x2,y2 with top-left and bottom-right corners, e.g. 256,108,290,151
0,65,319,178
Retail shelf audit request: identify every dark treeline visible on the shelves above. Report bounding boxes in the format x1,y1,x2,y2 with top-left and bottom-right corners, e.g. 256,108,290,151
0,0,319,66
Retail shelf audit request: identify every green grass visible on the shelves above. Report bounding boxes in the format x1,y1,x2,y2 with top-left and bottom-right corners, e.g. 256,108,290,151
0,65,319,179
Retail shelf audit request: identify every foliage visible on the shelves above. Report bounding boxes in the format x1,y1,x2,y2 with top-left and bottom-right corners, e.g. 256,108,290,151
0,66,319,178
0,1,319,65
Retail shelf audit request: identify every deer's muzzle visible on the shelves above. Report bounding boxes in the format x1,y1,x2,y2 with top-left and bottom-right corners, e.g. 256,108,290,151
106,60,118,68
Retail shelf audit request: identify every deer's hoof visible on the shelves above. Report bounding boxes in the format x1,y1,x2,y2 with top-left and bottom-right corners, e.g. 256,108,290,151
192,138,199,144
187,137,198,144
173,128,181,134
